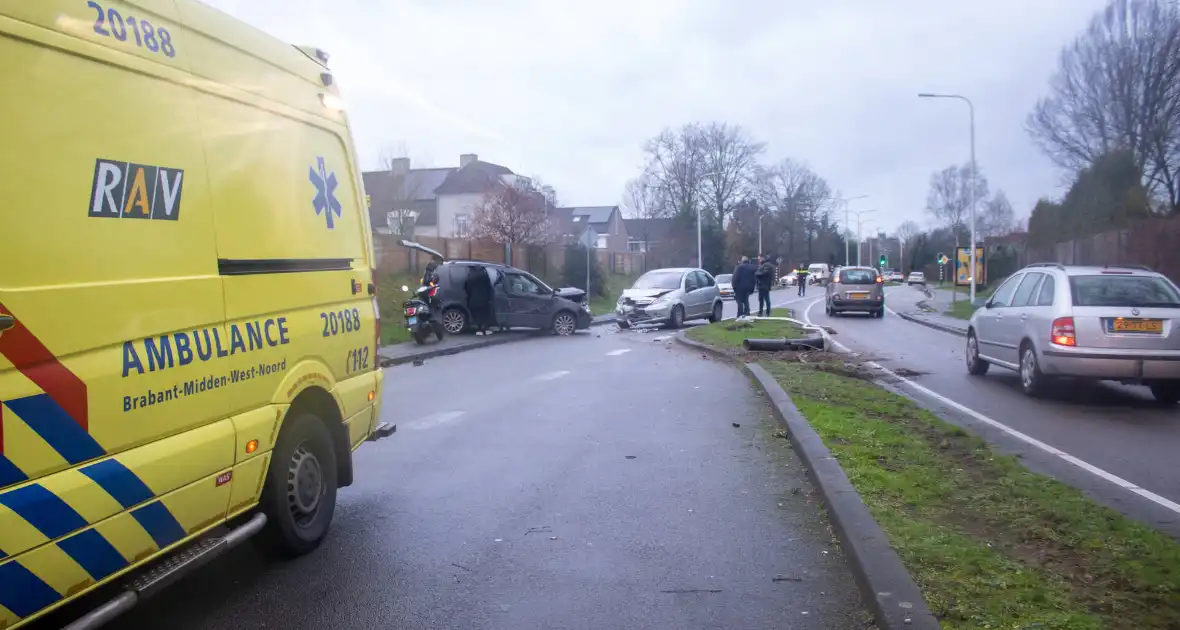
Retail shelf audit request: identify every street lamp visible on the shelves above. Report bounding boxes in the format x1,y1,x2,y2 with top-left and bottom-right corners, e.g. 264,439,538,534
919,92,978,302
848,208,875,265
833,195,868,266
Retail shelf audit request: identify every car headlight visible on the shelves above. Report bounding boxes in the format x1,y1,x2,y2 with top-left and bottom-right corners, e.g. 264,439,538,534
651,295,673,308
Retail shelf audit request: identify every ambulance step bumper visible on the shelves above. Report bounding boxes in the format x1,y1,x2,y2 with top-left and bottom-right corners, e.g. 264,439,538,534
63,513,268,630
368,421,396,441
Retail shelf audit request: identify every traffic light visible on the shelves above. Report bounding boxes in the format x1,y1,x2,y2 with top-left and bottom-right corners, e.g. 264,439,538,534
878,254,887,268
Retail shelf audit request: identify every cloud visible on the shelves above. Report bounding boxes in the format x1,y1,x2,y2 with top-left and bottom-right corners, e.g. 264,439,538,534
202,0,1104,233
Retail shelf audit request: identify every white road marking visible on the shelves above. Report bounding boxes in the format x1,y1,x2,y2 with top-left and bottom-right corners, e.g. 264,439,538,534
534,370,570,381
800,298,1180,516
405,411,466,431
606,348,632,356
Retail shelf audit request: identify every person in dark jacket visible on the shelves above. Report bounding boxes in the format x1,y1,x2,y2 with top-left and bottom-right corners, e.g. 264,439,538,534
731,255,757,317
754,255,776,317
422,258,441,287
464,265,496,335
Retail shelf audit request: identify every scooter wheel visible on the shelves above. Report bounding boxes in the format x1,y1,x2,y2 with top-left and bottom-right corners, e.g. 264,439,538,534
412,328,428,345
432,321,445,341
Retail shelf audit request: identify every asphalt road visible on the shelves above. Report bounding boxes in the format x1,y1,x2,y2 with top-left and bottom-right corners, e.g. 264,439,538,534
46,319,866,629
801,284,1180,539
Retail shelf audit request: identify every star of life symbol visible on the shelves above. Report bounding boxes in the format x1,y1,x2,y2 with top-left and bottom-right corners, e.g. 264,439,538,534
309,156,342,229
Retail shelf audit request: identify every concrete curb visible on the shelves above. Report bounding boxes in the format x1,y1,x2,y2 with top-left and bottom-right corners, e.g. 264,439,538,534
896,312,967,338
675,331,940,630
379,316,616,367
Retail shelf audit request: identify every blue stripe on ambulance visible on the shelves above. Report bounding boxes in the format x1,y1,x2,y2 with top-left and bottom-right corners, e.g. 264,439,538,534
5,394,105,465
80,459,154,508
0,559,61,619
132,501,187,548
57,529,129,582
0,483,88,539
0,455,26,488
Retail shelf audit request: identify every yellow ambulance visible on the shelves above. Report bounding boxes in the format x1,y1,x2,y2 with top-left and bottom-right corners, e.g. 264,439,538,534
0,1,391,627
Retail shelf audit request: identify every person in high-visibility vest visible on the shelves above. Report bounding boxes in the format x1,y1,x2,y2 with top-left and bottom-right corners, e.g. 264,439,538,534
795,264,810,296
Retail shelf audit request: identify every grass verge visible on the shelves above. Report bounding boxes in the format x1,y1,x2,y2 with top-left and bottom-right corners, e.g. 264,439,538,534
684,309,804,348
941,280,1001,320
687,321,1180,629
375,271,419,345
588,272,641,317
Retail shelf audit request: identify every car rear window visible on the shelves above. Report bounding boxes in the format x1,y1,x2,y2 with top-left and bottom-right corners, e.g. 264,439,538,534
633,271,683,290
840,269,877,284
1069,275,1180,307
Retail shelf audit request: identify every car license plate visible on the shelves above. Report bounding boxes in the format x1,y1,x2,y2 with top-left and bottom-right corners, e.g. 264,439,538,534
407,316,417,326
849,293,867,300
1109,318,1163,333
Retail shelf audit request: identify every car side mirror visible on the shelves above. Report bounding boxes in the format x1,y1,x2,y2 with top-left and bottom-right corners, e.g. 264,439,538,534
977,298,992,309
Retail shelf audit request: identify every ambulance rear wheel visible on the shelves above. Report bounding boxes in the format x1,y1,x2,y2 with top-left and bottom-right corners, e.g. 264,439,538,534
258,412,338,557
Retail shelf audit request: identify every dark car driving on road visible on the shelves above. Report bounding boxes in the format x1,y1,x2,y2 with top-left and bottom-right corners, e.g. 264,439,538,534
432,260,592,336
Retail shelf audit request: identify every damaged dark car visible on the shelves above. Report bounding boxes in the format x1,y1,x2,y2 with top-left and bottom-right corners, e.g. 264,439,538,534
432,260,592,336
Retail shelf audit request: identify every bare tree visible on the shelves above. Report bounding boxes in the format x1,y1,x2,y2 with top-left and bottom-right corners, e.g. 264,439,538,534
1027,0,1180,212
927,164,989,300
978,190,1017,239
377,142,422,235
894,220,922,273
753,159,831,261
472,177,551,245
699,122,766,224
642,124,708,220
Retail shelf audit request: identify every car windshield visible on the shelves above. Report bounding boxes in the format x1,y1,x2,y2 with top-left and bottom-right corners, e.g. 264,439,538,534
840,269,877,284
633,271,683,290
715,274,732,283
1069,275,1180,308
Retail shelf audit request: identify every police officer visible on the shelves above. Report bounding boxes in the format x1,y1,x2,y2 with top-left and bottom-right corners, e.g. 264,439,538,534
795,263,810,296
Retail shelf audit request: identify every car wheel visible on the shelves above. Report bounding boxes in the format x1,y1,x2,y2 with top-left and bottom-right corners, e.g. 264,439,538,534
966,331,989,375
617,320,630,330
1019,342,1046,397
825,301,832,316
257,413,338,557
1149,380,1180,405
666,305,684,329
552,311,577,336
442,308,467,334
708,301,723,323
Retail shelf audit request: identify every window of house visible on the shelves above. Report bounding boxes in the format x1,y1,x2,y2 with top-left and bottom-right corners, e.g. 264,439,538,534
455,214,470,238
573,216,583,222
628,241,646,253
596,235,608,249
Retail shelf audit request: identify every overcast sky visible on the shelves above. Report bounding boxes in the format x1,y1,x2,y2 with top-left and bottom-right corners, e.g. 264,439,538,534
204,0,1104,235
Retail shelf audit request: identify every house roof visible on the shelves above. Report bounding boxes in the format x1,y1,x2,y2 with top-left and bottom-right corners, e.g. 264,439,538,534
433,160,514,196
362,167,455,227
563,205,616,226
625,217,676,242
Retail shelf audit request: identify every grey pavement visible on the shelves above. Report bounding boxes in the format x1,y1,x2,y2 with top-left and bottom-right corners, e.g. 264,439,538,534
798,286,1180,540
379,288,808,365
85,319,866,630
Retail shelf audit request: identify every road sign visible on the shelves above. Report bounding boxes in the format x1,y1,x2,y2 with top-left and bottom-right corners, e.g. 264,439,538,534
937,253,949,265
579,227,598,250
580,227,598,296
